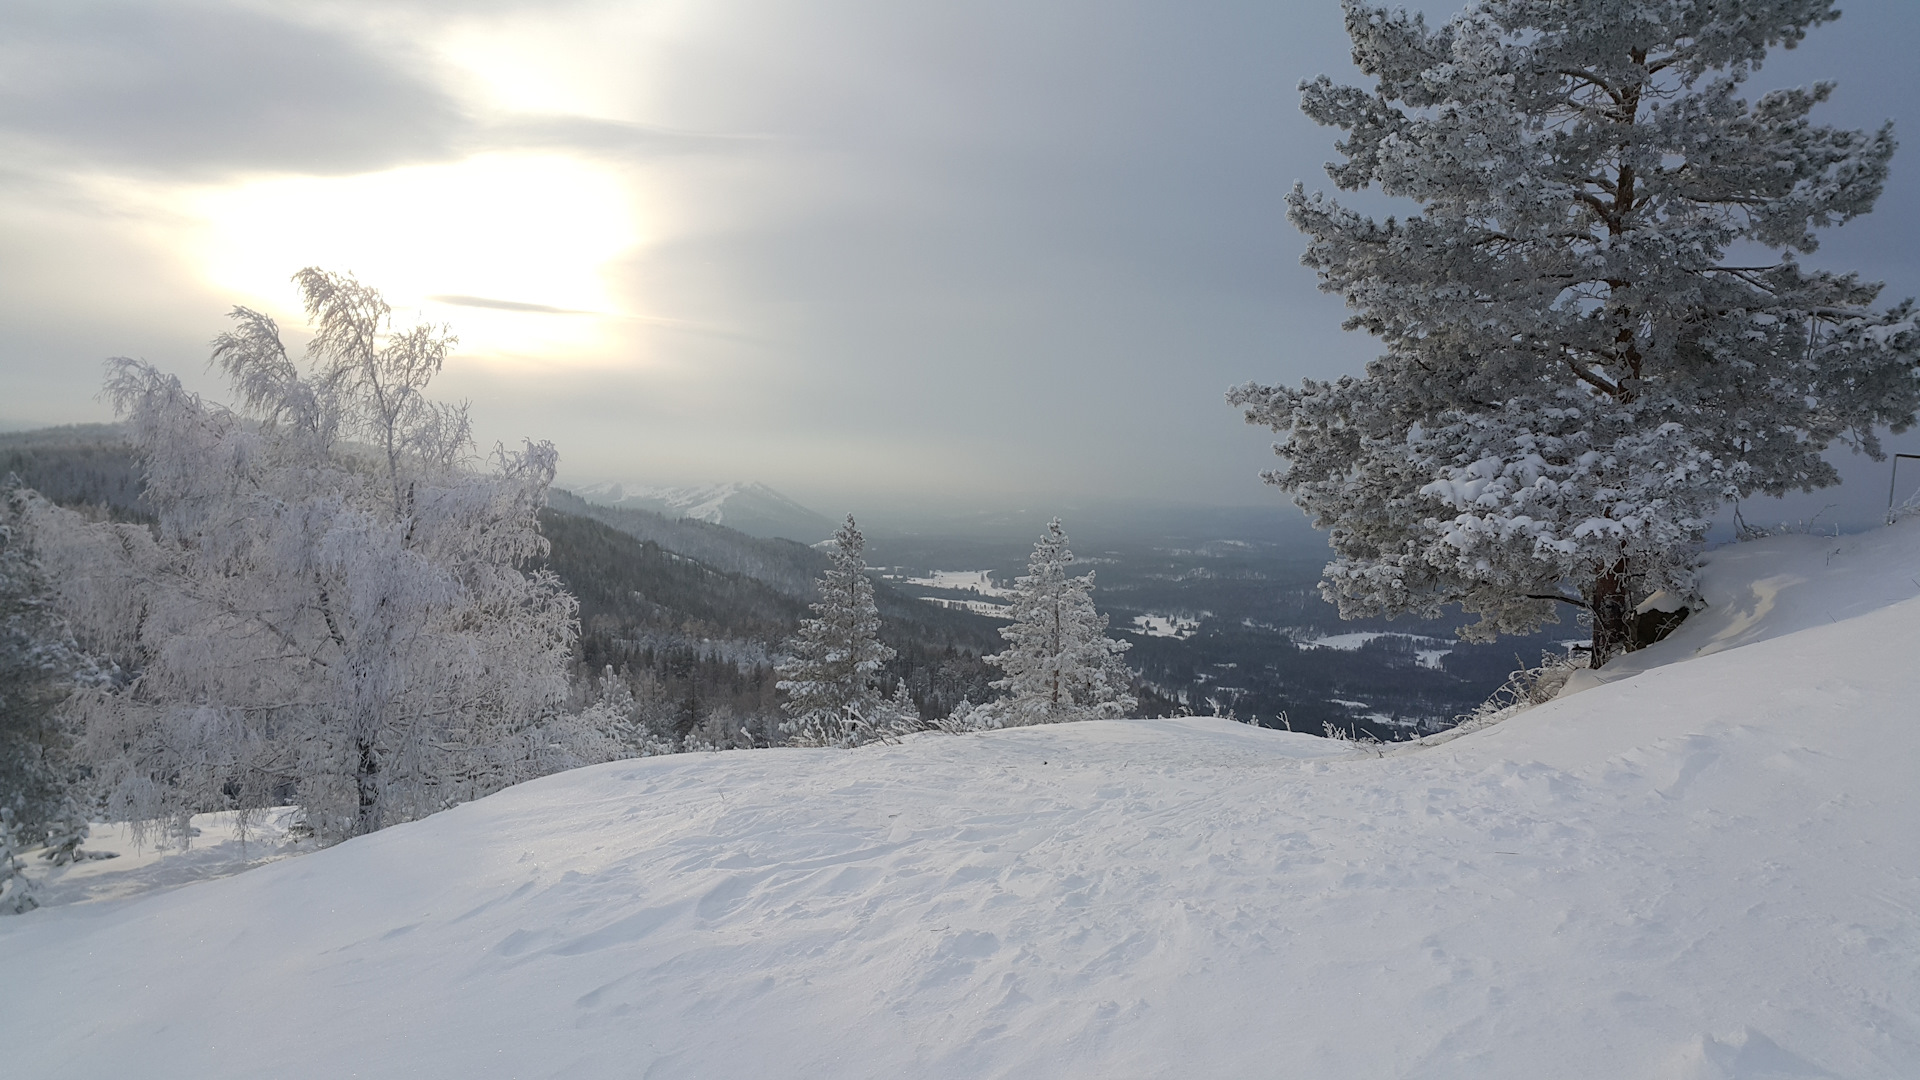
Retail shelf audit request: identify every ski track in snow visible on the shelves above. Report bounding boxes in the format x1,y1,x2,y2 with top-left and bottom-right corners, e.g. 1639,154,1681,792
5,526,1920,1078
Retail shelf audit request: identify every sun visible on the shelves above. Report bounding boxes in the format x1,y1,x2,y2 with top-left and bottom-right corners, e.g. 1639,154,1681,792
193,153,641,359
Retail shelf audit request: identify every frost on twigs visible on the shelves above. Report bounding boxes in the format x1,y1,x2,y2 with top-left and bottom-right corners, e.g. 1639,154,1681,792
1452,651,1588,736
930,698,1005,734
25,270,588,844
1232,0,1920,668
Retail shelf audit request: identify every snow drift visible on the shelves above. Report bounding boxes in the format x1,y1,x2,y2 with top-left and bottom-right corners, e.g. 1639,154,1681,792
5,524,1920,1079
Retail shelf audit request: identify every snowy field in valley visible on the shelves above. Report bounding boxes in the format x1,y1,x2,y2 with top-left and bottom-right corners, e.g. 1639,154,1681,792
1300,629,1457,668
919,595,1015,619
883,569,1017,619
5,524,1920,1078
895,569,1015,598
1129,612,1202,639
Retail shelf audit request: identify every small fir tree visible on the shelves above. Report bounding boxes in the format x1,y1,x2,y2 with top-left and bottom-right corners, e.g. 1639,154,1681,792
777,516,895,747
882,680,922,731
987,520,1135,725
1231,0,1920,666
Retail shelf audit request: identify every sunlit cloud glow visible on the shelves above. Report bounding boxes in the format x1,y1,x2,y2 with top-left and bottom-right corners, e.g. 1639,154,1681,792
194,153,641,358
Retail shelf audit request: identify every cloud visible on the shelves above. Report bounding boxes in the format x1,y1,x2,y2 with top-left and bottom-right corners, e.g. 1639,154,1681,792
479,115,760,160
0,0,760,182
427,294,596,315
0,1,466,177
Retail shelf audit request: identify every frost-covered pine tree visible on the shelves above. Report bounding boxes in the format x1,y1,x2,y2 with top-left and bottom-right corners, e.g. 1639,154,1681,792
580,666,679,757
1231,0,1920,666
0,481,103,874
987,520,1135,725
882,680,922,732
0,807,35,914
777,516,895,747
29,269,584,842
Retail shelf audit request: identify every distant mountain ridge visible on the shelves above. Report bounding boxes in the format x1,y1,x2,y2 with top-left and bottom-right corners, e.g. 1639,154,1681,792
569,481,838,543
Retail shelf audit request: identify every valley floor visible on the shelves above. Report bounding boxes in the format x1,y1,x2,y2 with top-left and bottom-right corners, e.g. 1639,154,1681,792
5,527,1920,1078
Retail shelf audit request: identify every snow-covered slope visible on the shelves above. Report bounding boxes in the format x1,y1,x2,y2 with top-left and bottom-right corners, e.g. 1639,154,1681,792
6,529,1920,1078
569,481,837,542
1560,519,1920,697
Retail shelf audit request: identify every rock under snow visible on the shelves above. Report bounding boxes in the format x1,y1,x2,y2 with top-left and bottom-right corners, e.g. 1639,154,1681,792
1559,517,1920,699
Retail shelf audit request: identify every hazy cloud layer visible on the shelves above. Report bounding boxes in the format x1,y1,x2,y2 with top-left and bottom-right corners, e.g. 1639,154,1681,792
0,1,464,176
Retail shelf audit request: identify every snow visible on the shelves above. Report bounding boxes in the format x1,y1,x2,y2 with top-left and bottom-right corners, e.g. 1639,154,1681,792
1129,612,1201,639
921,596,1014,619
6,525,1920,1077
888,569,1016,618
21,809,313,908
1305,630,1393,649
1303,630,1454,667
1559,519,1920,698
897,569,1015,598
574,480,749,524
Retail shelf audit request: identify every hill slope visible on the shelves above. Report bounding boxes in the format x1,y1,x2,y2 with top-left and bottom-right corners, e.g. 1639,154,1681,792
5,526,1920,1078
570,480,839,543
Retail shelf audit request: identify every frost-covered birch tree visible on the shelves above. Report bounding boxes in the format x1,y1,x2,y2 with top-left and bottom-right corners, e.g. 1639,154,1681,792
776,516,896,747
30,269,584,842
987,520,1135,725
1231,0,1920,666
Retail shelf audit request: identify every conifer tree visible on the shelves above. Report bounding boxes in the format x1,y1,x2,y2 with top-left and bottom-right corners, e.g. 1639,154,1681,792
777,516,895,747
987,520,1135,725
0,808,34,914
882,680,921,731
1232,0,1920,666
0,481,101,876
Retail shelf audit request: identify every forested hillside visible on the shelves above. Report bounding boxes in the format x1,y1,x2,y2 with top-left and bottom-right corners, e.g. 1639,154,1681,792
540,493,1007,730
1,427,1006,740
0,425,148,522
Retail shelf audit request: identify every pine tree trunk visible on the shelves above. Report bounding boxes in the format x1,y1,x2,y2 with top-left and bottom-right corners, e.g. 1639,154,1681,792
355,737,380,836
1589,561,1634,669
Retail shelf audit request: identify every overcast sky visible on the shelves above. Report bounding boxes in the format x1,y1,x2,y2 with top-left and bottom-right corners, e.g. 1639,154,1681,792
4,0,1918,522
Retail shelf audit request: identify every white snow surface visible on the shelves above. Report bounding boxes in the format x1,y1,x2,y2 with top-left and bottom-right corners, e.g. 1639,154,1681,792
19,809,313,908
922,596,1015,620
885,570,1016,620
1130,612,1201,639
1302,630,1455,669
897,569,1015,598
6,526,1920,1078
